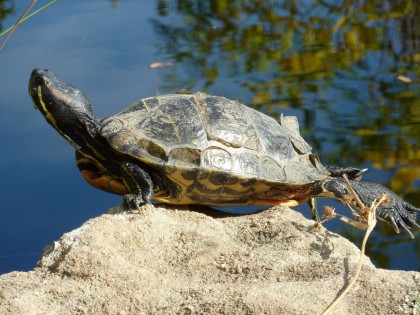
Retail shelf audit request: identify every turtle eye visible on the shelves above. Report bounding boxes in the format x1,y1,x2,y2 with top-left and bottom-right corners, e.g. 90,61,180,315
34,75,48,87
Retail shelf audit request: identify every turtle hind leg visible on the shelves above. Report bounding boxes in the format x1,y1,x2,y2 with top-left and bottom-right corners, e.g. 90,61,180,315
326,165,367,180
348,181,420,238
324,178,420,238
121,161,154,210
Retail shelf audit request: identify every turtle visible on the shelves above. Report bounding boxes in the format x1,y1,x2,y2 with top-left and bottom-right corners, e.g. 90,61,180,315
28,69,420,238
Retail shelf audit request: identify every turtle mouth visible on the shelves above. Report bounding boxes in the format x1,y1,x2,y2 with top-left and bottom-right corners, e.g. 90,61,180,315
29,69,93,114
29,69,68,133
29,69,66,99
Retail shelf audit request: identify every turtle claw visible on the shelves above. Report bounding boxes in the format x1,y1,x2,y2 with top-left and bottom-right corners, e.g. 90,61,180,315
123,194,147,210
385,213,414,239
375,196,419,239
402,225,414,240
387,216,401,234
391,215,414,239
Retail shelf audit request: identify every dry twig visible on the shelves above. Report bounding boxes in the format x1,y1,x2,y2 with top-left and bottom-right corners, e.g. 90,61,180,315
321,180,388,315
0,0,37,51
0,0,58,51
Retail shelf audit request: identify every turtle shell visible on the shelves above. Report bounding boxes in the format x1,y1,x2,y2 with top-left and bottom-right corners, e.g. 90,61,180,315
100,92,329,205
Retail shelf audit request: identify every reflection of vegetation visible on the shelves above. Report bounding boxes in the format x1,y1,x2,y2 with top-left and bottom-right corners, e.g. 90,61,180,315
152,0,420,187
340,224,420,271
0,0,15,31
152,0,419,269
109,0,120,8
151,0,419,188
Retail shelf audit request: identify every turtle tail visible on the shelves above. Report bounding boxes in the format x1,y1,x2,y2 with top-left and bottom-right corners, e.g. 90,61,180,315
325,165,367,181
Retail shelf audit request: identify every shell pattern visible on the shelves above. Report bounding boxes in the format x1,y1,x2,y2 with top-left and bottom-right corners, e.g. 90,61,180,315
100,92,328,205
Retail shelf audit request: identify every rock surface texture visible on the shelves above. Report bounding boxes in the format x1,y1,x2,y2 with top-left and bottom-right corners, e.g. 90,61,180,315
0,205,419,314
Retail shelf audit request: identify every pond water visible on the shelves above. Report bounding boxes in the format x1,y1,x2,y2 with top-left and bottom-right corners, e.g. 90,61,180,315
0,0,418,274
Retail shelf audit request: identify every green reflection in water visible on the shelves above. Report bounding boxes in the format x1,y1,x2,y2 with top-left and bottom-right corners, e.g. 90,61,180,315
152,0,420,270
0,0,14,32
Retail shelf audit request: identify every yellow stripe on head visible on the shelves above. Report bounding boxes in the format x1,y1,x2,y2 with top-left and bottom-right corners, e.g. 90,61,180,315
37,85,58,129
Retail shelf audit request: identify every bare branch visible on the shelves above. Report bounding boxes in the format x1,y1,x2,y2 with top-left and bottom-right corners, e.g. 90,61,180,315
321,192,387,315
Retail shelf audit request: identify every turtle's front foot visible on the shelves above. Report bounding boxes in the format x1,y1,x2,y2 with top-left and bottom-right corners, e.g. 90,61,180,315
123,192,153,210
121,161,154,210
123,194,144,210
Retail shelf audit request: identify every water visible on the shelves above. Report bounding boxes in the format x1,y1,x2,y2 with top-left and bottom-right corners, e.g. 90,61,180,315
0,0,418,274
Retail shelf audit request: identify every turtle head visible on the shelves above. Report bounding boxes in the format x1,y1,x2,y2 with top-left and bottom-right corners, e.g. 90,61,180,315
29,69,99,150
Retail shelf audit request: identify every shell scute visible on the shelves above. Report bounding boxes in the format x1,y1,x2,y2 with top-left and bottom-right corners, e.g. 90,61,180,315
137,139,167,162
201,147,232,171
137,96,207,148
259,156,287,182
279,115,312,154
248,109,295,161
168,147,201,167
195,93,260,151
231,152,260,176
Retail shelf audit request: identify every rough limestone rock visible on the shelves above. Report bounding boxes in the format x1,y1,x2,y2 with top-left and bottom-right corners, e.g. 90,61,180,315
0,205,418,315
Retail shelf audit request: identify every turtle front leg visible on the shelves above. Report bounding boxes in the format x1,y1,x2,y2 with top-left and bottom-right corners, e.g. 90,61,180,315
120,161,154,209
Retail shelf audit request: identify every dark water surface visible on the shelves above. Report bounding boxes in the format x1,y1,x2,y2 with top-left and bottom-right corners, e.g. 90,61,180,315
0,0,418,274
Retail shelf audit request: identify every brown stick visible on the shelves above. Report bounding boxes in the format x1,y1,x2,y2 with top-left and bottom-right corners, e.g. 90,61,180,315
321,191,386,315
0,0,38,51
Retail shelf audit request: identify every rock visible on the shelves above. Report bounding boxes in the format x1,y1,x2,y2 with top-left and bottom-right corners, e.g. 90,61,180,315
0,205,418,314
